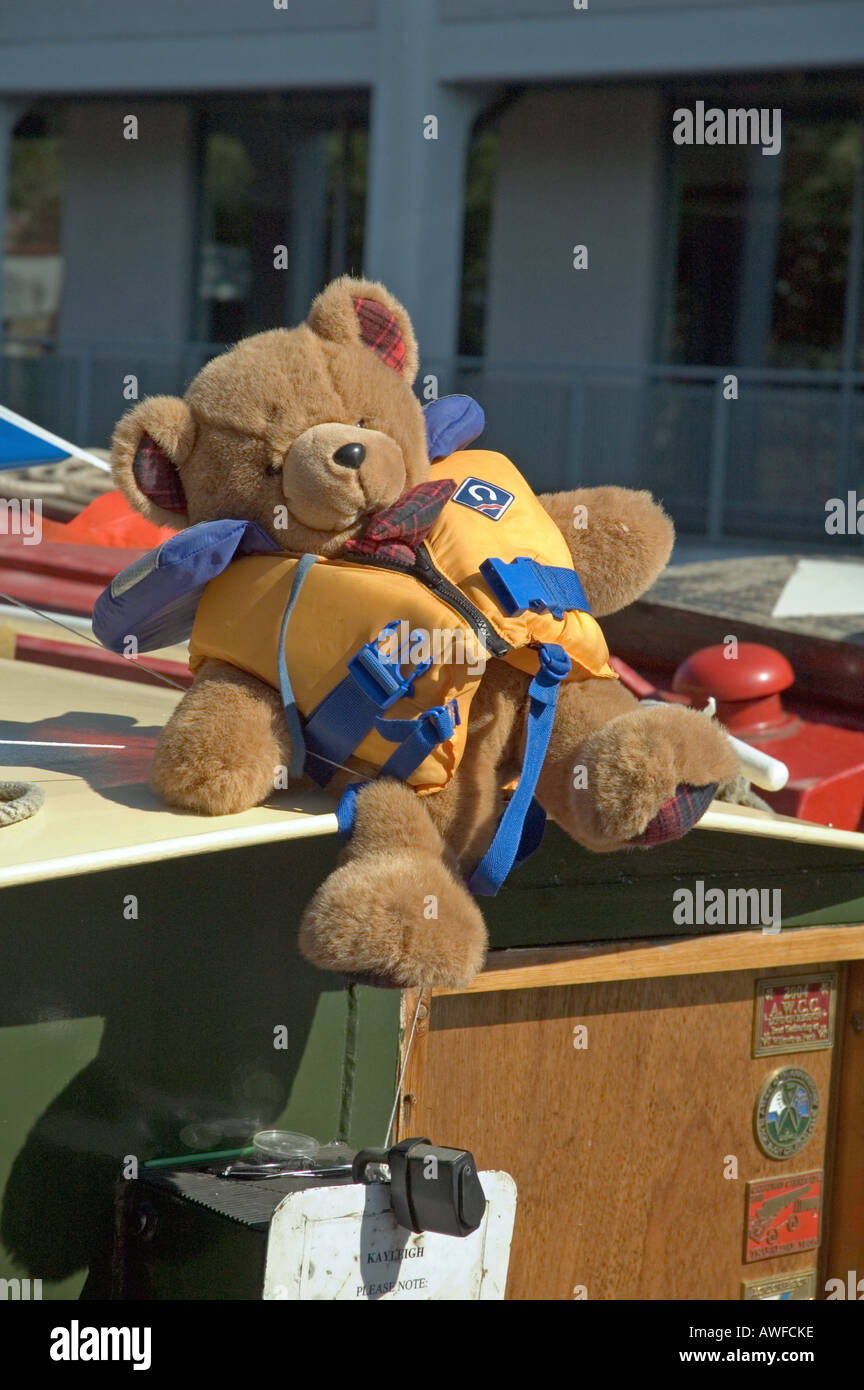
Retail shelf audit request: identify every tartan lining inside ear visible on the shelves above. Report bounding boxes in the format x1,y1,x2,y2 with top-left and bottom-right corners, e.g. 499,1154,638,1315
132,434,187,515
352,296,406,374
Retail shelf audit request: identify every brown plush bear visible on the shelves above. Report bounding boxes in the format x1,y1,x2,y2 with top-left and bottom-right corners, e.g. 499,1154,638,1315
110,276,737,990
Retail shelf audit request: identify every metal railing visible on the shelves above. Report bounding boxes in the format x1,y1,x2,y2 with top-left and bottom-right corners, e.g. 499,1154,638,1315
2,336,862,547
439,357,864,547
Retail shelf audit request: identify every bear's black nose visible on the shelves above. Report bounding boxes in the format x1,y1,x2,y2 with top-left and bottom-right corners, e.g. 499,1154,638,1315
333,442,366,469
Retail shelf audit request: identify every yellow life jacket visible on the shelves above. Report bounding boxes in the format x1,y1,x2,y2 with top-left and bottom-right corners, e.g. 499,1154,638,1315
193,444,619,795
189,450,615,796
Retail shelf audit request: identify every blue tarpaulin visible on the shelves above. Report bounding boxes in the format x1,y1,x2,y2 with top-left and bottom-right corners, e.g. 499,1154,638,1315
0,404,111,472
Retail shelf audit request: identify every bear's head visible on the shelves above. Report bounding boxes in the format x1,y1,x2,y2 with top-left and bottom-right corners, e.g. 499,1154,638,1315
111,277,428,557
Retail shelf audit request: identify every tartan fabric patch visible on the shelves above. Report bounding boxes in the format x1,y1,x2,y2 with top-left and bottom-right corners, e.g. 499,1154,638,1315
343,478,456,566
353,296,406,374
632,781,717,847
132,434,187,515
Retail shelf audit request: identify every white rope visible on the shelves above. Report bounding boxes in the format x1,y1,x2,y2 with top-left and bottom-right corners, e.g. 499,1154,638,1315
0,780,45,826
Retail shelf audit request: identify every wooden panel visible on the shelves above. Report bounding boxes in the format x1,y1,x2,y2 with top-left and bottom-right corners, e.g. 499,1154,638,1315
404,966,840,1300
826,962,864,1284
439,924,864,995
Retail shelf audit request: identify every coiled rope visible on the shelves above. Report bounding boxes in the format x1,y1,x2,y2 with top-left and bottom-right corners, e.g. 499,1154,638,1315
0,781,46,826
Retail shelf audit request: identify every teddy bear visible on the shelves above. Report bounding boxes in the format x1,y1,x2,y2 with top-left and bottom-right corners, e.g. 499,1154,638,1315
103,275,738,991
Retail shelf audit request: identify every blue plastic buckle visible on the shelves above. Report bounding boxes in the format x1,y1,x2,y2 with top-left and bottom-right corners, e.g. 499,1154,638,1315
347,621,433,710
480,556,590,622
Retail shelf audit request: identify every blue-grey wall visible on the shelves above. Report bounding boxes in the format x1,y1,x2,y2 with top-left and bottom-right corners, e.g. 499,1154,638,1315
1,1,862,94
57,102,197,347
485,86,663,368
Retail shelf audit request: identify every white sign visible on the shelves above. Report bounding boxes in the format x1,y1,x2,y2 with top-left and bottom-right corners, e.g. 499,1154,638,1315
263,1172,517,1301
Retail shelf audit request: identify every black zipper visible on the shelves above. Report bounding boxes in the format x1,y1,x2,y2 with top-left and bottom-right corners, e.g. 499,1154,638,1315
348,543,511,658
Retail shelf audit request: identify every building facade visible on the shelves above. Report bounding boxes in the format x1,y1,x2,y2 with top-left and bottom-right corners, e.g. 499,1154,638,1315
1,0,863,546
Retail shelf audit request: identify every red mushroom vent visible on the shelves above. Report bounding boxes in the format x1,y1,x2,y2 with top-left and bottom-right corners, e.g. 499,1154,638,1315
673,643,797,736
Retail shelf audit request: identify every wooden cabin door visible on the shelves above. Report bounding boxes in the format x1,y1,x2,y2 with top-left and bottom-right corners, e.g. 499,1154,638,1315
399,957,863,1301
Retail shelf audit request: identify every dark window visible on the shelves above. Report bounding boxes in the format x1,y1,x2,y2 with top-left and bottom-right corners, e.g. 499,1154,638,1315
3,108,63,340
193,95,368,344
770,119,860,370
459,129,499,358
664,143,749,366
663,92,863,372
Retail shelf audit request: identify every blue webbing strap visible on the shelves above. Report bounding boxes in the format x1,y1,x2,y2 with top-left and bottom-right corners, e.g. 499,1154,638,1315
335,780,368,841
303,682,385,786
276,553,318,778
514,795,547,867
303,622,434,787
336,734,547,874
376,702,460,782
333,705,459,843
467,643,571,897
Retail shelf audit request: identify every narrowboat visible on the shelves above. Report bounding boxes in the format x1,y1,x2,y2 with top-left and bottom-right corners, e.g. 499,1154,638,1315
1,433,863,1301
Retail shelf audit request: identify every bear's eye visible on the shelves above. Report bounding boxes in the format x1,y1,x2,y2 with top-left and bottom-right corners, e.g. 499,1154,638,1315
355,418,369,429
265,462,282,477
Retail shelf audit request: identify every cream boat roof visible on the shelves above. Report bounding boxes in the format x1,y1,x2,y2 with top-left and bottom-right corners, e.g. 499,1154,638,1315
1,657,863,892
0,658,339,890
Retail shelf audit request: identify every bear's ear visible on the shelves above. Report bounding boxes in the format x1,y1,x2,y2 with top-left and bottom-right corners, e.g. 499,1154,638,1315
111,397,196,528
307,275,420,384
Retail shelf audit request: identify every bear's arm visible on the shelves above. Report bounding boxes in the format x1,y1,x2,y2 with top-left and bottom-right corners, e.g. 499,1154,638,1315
151,658,295,815
538,486,675,617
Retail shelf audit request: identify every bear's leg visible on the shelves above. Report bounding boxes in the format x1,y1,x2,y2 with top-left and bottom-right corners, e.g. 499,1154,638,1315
151,658,292,815
299,778,488,990
535,677,739,851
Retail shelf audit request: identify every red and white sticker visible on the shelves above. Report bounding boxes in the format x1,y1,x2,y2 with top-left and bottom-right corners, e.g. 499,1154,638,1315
745,1171,822,1262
